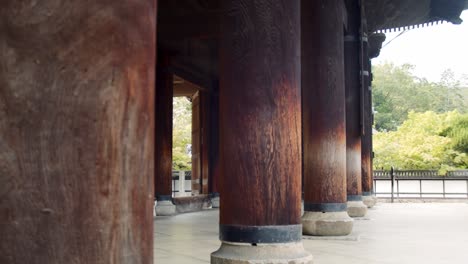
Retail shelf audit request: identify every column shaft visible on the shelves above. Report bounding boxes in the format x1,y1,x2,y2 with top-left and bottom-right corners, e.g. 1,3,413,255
361,58,373,196
208,90,220,207
208,92,220,195
345,0,363,200
219,0,302,230
0,1,156,263
301,0,353,236
212,1,312,261
200,92,211,194
302,0,347,210
155,54,173,200
345,0,367,217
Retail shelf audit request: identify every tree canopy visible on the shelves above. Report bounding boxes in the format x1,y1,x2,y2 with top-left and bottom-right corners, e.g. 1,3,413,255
373,63,468,172
373,63,467,131
373,111,468,172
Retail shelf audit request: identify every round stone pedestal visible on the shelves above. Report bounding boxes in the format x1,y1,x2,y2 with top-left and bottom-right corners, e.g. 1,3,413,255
347,201,368,217
211,193,220,208
211,242,313,264
211,197,220,208
302,211,353,236
362,195,377,208
155,200,176,216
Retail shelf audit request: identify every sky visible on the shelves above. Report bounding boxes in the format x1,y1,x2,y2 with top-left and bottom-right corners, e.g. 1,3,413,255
373,10,468,84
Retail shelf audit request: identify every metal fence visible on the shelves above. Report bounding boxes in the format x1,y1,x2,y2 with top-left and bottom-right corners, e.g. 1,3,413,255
172,171,192,197
374,169,468,201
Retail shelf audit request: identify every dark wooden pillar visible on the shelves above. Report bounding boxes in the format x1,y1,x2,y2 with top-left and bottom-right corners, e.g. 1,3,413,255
200,92,211,194
302,0,347,213
361,57,373,197
0,1,156,263
218,0,303,244
344,0,366,213
364,33,385,203
191,91,201,194
208,88,220,205
155,54,173,201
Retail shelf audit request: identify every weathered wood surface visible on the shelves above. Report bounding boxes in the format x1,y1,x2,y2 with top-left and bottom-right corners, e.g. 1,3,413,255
302,0,347,205
200,92,211,194
208,91,220,195
219,0,301,226
155,54,173,198
0,1,156,263
361,58,373,195
191,91,201,194
345,0,363,197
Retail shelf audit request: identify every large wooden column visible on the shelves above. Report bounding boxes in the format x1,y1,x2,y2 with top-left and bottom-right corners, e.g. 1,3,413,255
361,56,376,207
155,54,176,215
0,1,156,264
191,91,202,194
211,0,312,263
345,0,368,217
208,89,220,208
301,0,353,236
200,92,211,194
362,33,386,208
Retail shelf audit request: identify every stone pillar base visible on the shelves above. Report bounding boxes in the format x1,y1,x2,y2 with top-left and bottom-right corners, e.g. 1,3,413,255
211,242,313,264
211,193,220,208
155,200,176,216
302,211,353,236
362,195,377,208
347,201,368,217
211,196,220,208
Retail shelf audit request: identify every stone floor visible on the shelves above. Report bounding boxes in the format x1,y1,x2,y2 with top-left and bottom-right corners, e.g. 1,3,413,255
154,202,468,263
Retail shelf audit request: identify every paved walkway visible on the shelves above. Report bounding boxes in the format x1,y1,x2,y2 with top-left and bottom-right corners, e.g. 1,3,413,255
154,202,468,263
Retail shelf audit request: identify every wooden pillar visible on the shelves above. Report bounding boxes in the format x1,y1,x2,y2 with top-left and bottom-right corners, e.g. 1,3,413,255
0,1,156,263
362,58,377,208
212,0,312,263
208,87,220,207
155,54,173,200
361,58,373,196
301,0,353,236
200,92,211,194
345,0,368,217
364,33,385,206
191,91,201,194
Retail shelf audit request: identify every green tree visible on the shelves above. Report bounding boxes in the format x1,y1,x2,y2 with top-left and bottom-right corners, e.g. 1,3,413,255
441,114,468,154
372,63,467,131
373,111,468,173
172,97,192,170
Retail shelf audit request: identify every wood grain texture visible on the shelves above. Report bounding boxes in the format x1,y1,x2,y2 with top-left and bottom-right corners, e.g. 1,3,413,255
155,54,173,197
191,91,201,194
362,58,373,194
200,92,211,194
302,0,347,205
0,1,156,263
208,92,220,194
345,0,363,197
219,0,301,226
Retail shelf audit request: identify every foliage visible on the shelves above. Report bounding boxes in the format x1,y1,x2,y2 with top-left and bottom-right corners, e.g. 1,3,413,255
440,115,468,154
172,97,192,170
373,63,467,131
373,111,468,173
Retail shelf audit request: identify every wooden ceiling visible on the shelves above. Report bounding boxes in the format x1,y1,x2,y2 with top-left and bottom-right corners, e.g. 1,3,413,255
158,0,467,89
173,75,203,97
